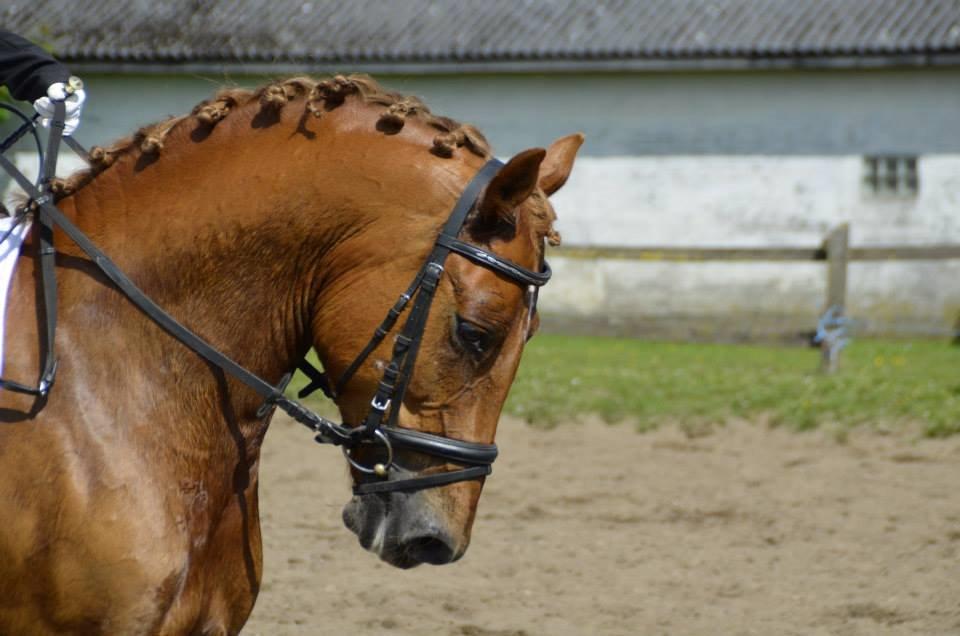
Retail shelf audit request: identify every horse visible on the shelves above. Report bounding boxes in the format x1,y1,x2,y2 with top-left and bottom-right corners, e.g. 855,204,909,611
0,74,582,634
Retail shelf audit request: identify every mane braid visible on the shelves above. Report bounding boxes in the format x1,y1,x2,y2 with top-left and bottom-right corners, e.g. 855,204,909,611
47,74,558,245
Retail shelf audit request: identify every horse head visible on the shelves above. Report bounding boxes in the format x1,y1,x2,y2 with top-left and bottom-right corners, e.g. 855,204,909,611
313,133,583,568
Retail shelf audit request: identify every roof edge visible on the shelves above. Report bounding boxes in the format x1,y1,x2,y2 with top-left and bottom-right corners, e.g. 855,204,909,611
64,53,960,76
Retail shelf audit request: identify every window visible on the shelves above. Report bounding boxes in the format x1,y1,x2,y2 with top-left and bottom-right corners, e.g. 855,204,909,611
862,155,918,197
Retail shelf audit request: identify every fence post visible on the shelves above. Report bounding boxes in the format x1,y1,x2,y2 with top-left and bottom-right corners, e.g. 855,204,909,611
820,224,849,373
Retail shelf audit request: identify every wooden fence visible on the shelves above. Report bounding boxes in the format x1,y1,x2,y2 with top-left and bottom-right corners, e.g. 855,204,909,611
548,224,960,372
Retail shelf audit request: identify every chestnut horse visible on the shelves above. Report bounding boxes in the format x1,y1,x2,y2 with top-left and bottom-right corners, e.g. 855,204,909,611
0,75,582,634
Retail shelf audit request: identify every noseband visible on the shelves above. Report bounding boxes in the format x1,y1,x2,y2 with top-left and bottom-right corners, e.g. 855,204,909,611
0,114,550,497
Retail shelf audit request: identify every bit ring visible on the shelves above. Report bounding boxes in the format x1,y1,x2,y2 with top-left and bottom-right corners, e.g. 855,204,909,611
342,428,394,477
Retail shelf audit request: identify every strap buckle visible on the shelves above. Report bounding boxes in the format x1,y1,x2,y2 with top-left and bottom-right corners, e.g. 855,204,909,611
421,262,444,291
36,359,59,397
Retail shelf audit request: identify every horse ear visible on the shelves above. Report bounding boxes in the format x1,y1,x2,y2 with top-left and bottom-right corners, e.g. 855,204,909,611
472,148,546,237
538,133,585,196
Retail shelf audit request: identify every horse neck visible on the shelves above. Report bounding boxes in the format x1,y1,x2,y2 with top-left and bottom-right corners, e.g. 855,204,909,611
61,106,464,425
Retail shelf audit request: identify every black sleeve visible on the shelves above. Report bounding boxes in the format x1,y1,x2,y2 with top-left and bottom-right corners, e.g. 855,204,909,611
0,30,70,102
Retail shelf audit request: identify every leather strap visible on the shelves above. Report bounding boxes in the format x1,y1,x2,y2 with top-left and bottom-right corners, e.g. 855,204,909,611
0,100,65,397
296,359,333,400
62,136,89,162
354,465,491,495
35,100,64,396
436,235,551,286
330,268,425,398
383,426,498,465
0,105,43,159
382,261,443,429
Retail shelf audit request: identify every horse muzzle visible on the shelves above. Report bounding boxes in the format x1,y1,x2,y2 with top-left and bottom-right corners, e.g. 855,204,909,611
342,489,465,569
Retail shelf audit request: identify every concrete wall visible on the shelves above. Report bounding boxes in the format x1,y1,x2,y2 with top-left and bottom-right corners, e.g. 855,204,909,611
2,68,957,339
545,156,960,340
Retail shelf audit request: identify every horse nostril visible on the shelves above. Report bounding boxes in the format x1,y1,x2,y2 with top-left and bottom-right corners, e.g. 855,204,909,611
403,535,456,565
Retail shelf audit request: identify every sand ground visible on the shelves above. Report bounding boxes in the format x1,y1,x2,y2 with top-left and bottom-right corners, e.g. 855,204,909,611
244,415,960,635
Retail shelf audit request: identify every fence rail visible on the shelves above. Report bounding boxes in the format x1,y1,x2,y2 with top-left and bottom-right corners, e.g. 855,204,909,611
549,243,960,262
547,224,960,372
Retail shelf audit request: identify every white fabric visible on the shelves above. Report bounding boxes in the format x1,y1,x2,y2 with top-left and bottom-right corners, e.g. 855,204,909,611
3,152,87,210
33,82,86,136
0,217,32,376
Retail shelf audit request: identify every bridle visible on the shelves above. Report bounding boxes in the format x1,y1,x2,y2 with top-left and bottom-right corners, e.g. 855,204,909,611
0,104,550,495
297,159,551,494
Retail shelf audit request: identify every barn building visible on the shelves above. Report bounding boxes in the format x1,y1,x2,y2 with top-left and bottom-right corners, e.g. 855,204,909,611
3,0,960,339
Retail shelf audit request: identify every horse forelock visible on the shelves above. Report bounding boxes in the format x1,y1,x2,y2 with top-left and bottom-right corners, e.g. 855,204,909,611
48,73,559,247
523,190,562,249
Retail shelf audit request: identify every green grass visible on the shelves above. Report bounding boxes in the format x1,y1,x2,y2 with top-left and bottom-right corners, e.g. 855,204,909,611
504,335,960,437
292,336,960,437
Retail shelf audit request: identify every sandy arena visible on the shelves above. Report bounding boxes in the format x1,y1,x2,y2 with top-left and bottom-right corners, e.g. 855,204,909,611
244,415,960,635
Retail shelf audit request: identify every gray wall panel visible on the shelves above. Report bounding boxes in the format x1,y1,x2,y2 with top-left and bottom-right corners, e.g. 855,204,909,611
22,68,958,157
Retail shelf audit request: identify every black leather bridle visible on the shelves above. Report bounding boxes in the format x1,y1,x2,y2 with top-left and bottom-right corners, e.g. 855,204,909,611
296,159,551,494
0,106,550,495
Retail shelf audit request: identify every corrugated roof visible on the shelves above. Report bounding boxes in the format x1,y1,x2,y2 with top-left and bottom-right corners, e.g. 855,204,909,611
3,0,959,72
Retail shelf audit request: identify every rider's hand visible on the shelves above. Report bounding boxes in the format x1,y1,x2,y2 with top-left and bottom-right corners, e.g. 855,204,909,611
33,79,86,136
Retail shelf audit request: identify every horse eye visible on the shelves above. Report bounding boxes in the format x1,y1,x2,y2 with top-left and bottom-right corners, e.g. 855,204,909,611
455,316,491,355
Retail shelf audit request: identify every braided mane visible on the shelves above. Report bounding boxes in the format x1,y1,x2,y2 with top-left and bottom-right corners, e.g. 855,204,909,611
50,74,559,245
52,75,490,197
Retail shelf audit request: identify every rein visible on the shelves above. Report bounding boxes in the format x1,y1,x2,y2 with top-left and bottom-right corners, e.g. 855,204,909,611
0,107,550,495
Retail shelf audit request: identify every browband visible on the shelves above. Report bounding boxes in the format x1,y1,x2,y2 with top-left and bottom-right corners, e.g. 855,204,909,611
436,234,552,287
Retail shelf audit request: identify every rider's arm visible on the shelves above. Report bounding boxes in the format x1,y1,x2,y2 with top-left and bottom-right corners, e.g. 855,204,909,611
0,30,70,103
0,30,86,136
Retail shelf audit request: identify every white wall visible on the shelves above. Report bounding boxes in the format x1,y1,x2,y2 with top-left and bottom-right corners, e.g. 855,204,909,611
551,156,960,246
542,156,960,339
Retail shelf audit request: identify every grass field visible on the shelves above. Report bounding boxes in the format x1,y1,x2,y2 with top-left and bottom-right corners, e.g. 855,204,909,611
506,335,960,437
291,336,960,438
